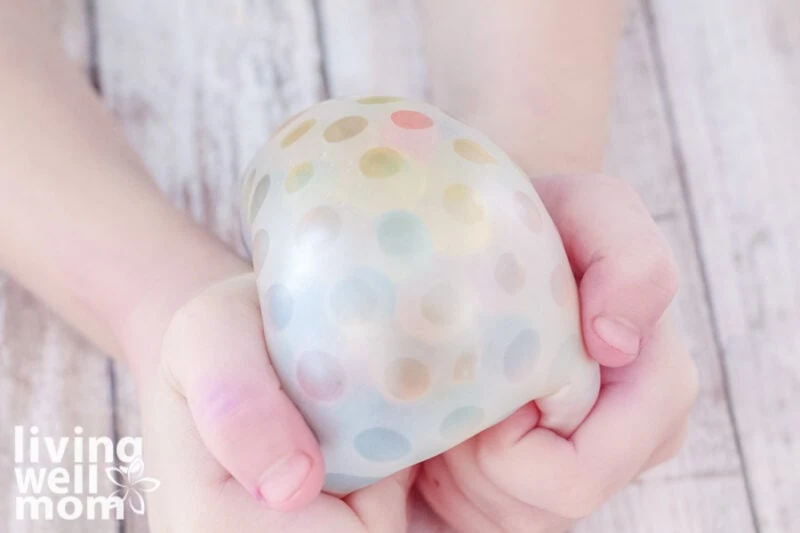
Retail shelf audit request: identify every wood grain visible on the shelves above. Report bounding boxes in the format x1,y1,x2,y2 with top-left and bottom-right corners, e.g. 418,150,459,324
93,0,324,531
0,3,117,532
648,0,800,531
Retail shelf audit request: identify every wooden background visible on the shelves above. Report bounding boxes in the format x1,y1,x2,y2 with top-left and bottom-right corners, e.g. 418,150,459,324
1,0,798,531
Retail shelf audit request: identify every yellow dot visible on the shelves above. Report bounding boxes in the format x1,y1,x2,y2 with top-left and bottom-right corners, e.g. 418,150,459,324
285,162,314,193
281,118,316,148
357,96,403,104
453,352,477,382
454,138,496,164
324,116,368,142
443,184,484,224
359,147,404,179
384,358,430,401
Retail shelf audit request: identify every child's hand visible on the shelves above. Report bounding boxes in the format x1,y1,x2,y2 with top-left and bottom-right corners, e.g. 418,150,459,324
137,274,415,532
416,175,699,532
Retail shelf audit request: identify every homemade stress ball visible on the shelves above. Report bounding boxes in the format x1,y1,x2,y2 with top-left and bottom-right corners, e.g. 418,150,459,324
241,97,600,495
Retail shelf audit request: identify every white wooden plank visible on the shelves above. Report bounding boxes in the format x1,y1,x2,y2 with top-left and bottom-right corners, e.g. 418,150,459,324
93,1,325,531
649,0,800,531
317,1,755,531
0,4,117,532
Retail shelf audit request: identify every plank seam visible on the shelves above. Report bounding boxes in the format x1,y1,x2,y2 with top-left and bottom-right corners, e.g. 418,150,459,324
639,1,761,531
310,0,332,98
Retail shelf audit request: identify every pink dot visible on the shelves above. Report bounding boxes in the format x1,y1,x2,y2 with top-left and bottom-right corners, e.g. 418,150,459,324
296,351,346,401
391,110,434,130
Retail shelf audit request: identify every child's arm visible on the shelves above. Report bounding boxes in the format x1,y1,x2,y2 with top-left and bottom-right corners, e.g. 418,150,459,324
0,0,248,381
415,1,698,531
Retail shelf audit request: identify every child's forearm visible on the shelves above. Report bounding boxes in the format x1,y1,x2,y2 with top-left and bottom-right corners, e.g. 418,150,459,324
418,0,623,175
0,1,248,381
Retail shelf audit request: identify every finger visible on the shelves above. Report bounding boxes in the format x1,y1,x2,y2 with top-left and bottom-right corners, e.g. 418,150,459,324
344,468,416,533
535,174,679,367
474,316,697,518
162,273,325,511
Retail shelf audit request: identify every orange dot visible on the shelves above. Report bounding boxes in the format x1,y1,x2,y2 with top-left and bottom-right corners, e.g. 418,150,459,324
384,358,430,401
296,206,341,249
454,138,496,164
421,283,459,326
281,118,316,148
297,350,346,401
285,162,314,193
357,96,403,104
324,116,369,142
391,110,433,130
359,147,404,178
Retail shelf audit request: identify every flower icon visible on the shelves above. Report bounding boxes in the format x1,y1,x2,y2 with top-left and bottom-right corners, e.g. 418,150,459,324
105,456,161,515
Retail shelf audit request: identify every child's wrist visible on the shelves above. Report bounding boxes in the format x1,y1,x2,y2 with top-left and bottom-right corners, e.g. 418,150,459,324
115,228,250,386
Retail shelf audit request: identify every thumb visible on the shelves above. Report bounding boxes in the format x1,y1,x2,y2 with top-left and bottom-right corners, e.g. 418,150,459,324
535,174,679,367
161,273,324,510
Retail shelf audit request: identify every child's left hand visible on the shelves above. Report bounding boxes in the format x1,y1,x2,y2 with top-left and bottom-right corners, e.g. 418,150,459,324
415,174,699,532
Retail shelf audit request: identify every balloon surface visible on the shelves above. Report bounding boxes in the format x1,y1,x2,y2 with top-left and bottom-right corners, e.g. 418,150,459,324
242,97,600,494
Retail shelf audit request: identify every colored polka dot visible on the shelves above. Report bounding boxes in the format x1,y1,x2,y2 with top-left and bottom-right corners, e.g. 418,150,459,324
359,147,405,178
248,175,270,223
453,138,496,164
331,278,376,326
325,473,380,494
324,115,369,142
384,358,430,401
391,110,434,129
551,264,574,307
440,406,485,440
252,230,269,273
453,352,477,382
330,269,395,327
376,210,431,258
285,162,314,193
495,253,526,293
357,96,403,104
271,109,305,139
503,328,539,381
443,184,484,224
513,191,543,232
354,428,411,462
281,118,316,148
421,283,459,326
295,206,341,249
296,350,346,401
266,284,293,330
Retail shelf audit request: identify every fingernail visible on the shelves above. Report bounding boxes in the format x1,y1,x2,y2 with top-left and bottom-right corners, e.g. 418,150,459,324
258,451,311,505
594,316,641,357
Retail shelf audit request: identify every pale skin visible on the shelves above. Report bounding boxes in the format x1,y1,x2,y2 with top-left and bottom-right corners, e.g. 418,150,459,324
0,0,697,532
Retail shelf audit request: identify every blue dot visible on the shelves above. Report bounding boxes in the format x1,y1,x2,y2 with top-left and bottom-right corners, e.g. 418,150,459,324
266,284,293,330
330,268,395,326
354,427,411,462
503,328,539,381
439,406,486,440
376,210,432,259
324,473,381,495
